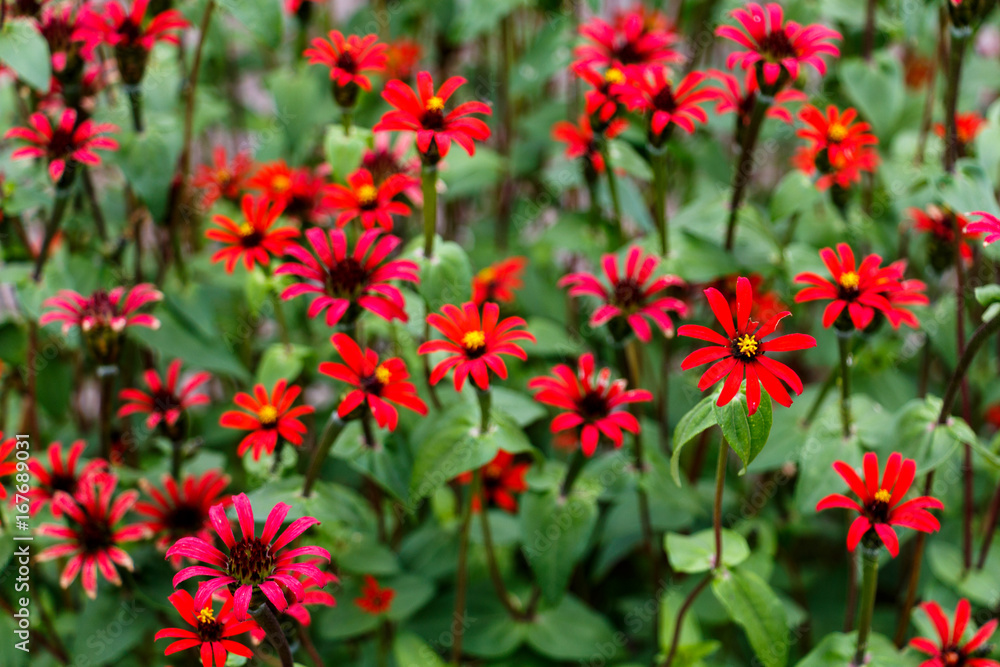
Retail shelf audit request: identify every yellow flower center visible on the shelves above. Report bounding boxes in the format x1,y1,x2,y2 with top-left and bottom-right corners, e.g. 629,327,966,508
258,405,279,425
828,123,849,142
238,222,254,237
873,489,892,504
426,96,445,112
357,184,378,205
604,67,625,85
374,364,391,384
462,330,486,350
216,168,231,182
736,334,759,357
839,271,860,289
271,174,292,192
477,267,496,283
197,607,215,623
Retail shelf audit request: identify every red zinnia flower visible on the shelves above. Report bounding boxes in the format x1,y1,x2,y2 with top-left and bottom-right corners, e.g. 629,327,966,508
678,276,816,415
355,575,395,615
559,246,687,342
551,115,628,174
118,360,212,432
39,2,86,73
248,564,339,642
74,0,187,58
529,353,653,456
219,380,315,461
934,111,986,152
619,68,719,138
304,31,387,93
5,107,118,182
882,261,929,330
362,132,421,190
319,333,428,431
136,470,232,565
794,142,878,190
457,450,530,512
910,599,1000,667
968,211,1000,246
472,256,527,306
816,452,942,557
715,2,840,90
709,69,807,126
191,146,256,209
909,205,979,268
418,302,535,391
573,64,632,123
573,12,681,77
709,274,787,324
374,72,492,163
0,435,16,501
36,474,150,599
276,228,419,327
167,493,331,620
384,38,422,80
247,161,332,222
796,105,878,166
205,194,299,273
155,590,256,667
41,283,162,334
323,168,416,231
27,440,107,516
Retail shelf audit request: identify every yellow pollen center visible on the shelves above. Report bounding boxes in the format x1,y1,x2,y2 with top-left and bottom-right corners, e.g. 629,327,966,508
197,607,215,623
374,364,391,384
828,123,849,142
238,222,254,237
604,67,625,84
477,267,496,283
462,330,486,349
839,271,860,289
426,96,445,112
272,174,291,192
873,489,892,503
217,168,230,182
258,405,279,425
357,184,378,205
736,334,759,357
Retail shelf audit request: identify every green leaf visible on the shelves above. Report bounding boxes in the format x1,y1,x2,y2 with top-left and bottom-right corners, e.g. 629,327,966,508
666,528,750,574
671,394,718,485
222,0,283,48
712,567,788,667
410,239,473,312
0,19,51,92
794,631,918,667
116,128,183,220
254,343,309,387
839,55,903,138
520,488,598,604
976,284,1000,307
525,595,620,660
393,633,447,667
714,390,772,474
323,125,372,180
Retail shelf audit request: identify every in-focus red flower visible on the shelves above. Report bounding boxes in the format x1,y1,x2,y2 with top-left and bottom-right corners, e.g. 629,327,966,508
0,435,16,501
374,72,492,164
36,474,150,599
27,440,107,516
796,105,878,166
5,107,118,182
573,11,681,77
219,380,314,461
74,0,187,58
679,276,816,414
205,194,299,273
304,31,387,103
551,114,628,174
573,64,632,123
620,68,718,139
709,69,808,126
118,360,212,432
248,564,338,642
715,2,840,91
323,168,416,230
816,452,942,557
529,353,652,456
155,589,256,667
41,283,162,334
910,599,1000,667
319,333,428,431
909,205,979,269
934,111,986,154
559,246,687,342
276,228,418,327
355,575,395,615
472,256,527,306
191,146,256,209
795,244,896,330
384,38,422,80
418,302,535,391
969,211,1000,246
136,470,232,565
457,450,530,512
167,493,331,620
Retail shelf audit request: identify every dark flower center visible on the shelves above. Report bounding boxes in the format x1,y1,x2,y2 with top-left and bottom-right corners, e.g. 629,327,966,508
652,84,677,112
614,38,648,66
238,223,263,248
612,279,644,311
152,390,182,416
195,609,225,643
731,334,761,361
324,258,369,299
758,29,797,62
48,472,78,495
460,331,488,359
421,97,446,130
576,391,610,421
227,538,275,586
78,515,114,554
47,127,75,160
362,149,408,185
117,18,143,45
941,648,964,666
836,271,860,300
166,503,206,534
336,49,358,74
865,489,893,523
360,365,391,396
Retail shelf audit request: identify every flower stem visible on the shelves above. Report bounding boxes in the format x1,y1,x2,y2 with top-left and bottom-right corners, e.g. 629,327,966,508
303,413,344,497
560,449,586,498
724,96,770,251
650,143,670,256
477,387,492,433
170,439,183,479
125,84,144,134
451,469,479,665
32,177,75,282
600,142,624,243
251,602,294,667
853,548,880,666
893,474,934,646
837,333,854,439
422,165,438,260
943,30,969,173
342,109,353,136
97,365,118,460
479,490,527,620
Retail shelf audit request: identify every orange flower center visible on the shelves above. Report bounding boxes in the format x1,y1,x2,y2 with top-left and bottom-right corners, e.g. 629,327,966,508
374,364,391,384
873,489,891,503
477,267,497,283
425,96,445,112
271,174,292,192
197,607,216,623
604,67,625,85
216,168,231,182
357,184,378,205
258,404,278,425
839,271,860,289
736,334,758,357
462,330,486,350
827,123,849,142
238,222,254,237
